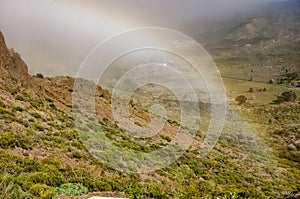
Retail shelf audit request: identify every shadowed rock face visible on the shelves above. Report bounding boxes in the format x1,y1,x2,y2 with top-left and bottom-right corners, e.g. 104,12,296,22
0,31,29,83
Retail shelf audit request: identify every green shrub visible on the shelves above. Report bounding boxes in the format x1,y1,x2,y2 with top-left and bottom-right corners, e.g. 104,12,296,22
109,180,123,191
35,73,44,79
62,130,78,140
0,107,8,114
0,174,20,199
235,95,247,105
30,112,42,119
12,190,34,199
125,183,144,199
0,132,18,149
134,121,143,127
28,184,54,199
160,135,172,142
167,119,178,125
30,123,45,131
144,183,168,199
10,89,19,96
13,106,23,112
30,100,44,109
274,91,297,104
71,151,88,160
49,104,57,110
18,132,32,150
0,100,5,108
91,180,112,192
47,121,57,128
46,98,54,103
15,95,24,101
53,183,88,198
57,114,65,122
69,177,93,189
2,113,15,122
28,171,65,187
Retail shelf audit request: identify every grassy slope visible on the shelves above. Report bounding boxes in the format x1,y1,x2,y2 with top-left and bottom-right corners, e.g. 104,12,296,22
0,75,299,199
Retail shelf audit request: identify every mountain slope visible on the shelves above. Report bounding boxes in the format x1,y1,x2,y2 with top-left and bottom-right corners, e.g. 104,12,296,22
0,27,300,199
200,0,300,83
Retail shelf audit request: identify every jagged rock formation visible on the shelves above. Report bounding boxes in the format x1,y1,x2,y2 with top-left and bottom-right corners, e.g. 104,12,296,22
0,32,30,83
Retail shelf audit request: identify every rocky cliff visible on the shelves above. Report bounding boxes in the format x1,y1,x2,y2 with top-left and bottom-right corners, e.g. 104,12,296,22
0,32,29,83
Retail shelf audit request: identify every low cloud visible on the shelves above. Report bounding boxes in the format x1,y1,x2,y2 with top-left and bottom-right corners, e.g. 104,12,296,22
0,0,274,76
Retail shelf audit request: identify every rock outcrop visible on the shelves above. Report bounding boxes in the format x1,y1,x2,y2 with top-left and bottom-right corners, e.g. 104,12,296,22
0,31,29,83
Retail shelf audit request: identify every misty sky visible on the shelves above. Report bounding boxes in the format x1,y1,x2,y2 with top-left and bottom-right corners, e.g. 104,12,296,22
0,0,279,76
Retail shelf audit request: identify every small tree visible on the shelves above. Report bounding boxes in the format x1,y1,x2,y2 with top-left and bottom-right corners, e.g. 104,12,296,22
35,73,44,79
249,88,254,92
273,91,297,104
235,95,247,105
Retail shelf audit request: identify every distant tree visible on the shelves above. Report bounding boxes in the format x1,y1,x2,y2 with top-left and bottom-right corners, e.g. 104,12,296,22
36,73,44,79
273,91,297,104
249,88,254,92
235,95,247,105
285,72,299,81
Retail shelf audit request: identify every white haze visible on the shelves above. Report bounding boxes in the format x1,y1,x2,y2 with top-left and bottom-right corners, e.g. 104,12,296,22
0,0,276,76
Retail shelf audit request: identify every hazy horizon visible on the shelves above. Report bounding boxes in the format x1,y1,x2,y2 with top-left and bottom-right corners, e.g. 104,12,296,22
0,0,293,77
